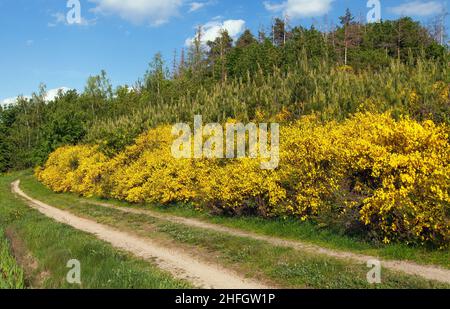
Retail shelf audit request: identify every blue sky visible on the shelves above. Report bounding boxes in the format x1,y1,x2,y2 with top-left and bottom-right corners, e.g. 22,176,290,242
0,0,448,103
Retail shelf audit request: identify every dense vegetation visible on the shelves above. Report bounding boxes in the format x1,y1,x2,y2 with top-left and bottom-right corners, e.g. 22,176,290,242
1,12,449,247
0,13,448,171
36,112,450,247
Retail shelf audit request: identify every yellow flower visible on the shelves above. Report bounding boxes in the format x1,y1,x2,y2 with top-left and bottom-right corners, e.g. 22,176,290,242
36,112,450,247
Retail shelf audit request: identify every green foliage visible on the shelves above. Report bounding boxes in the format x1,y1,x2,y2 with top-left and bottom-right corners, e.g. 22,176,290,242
235,29,257,48
0,13,448,170
0,117,10,172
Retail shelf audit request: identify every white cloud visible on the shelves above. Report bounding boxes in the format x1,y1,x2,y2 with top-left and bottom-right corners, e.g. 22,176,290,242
185,19,246,46
264,0,334,18
45,87,72,101
388,1,445,16
0,96,27,107
189,2,206,12
188,1,216,13
1,87,72,107
89,0,183,26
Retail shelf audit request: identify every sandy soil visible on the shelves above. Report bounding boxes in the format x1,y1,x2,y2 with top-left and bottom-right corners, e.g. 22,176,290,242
11,180,270,289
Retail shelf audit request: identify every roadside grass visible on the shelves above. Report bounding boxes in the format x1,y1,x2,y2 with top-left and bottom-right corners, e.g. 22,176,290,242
20,171,450,269
0,229,25,289
18,173,450,289
0,171,191,289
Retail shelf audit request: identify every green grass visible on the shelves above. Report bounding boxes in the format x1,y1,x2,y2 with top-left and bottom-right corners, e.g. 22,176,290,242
0,229,25,289
147,206,450,269
154,222,449,289
18,172,450,289
0,171,191,289
20,172,450,270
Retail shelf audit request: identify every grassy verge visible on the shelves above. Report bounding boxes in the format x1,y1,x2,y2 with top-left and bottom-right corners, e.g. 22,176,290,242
0,229,25,288
21,172,449,269
19,172,450,289
0,171,191,289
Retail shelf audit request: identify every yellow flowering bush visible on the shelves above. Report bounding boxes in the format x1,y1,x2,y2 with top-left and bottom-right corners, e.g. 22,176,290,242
196,158,286,215
36,113,450,247
332,114,450,245
36,145,108,197
104,126,200,204
276,116,342,219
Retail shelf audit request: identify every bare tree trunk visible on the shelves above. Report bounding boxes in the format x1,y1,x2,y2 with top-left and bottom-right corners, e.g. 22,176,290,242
220,35,224,83
397,20,402,61
172,49,178,79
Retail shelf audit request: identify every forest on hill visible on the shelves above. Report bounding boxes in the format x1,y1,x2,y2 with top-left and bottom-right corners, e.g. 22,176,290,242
2,2,450,295
0,10,449,172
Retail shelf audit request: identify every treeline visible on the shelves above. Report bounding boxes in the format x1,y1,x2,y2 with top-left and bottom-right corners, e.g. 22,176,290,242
0,10,449,171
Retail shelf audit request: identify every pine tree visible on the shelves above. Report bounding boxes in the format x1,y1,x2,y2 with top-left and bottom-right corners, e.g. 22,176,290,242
338,8,361,65
272,18,286,46
236,29,257,48
207,30,233,81
188,25,205,74
172,49,178,78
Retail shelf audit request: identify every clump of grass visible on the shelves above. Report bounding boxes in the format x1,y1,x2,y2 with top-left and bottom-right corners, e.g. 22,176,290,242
0,229,25,289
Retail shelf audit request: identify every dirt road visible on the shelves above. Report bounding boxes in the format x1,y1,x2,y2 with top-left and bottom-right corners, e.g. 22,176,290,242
13,180,450,285
88,198,450,284
11,180,271,289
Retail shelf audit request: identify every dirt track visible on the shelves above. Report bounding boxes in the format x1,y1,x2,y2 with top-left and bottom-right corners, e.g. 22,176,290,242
13,180,450,285
11,180,270,289
88,198,450,284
